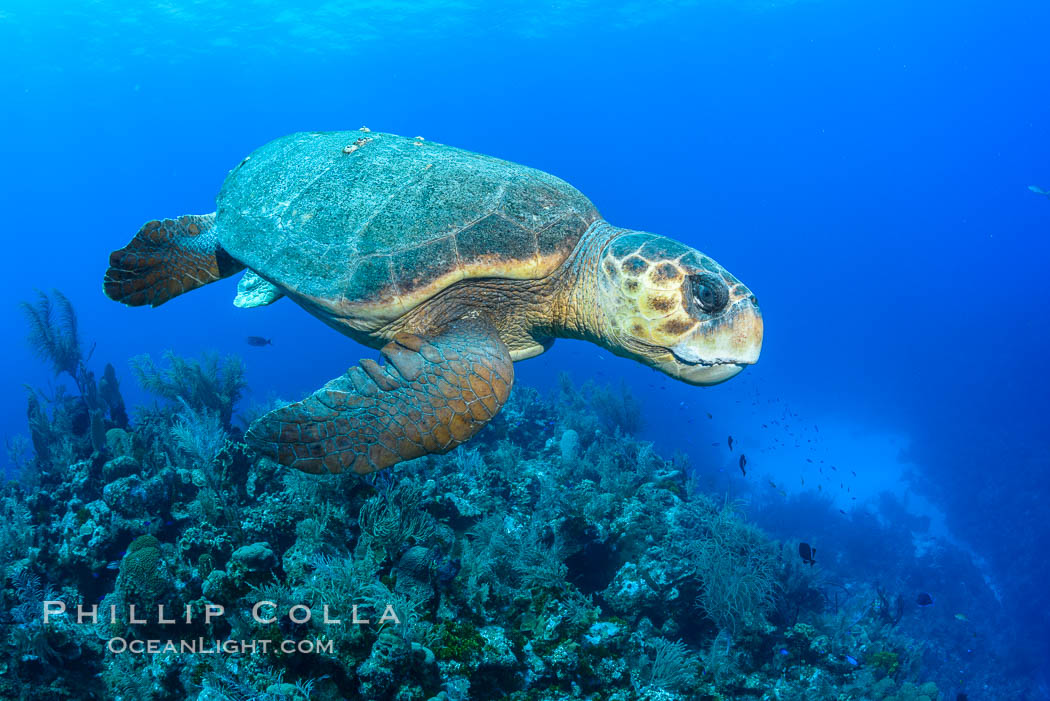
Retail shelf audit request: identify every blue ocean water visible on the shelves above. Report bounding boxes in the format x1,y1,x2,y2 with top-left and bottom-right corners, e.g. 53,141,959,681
2,0,1049,696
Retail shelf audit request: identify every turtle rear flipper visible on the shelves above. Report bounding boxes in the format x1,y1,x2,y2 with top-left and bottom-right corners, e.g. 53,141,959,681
104,213,243,307
246,316,513,475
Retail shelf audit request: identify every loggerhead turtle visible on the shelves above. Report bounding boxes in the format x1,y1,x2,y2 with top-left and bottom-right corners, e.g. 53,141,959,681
104,130,763,475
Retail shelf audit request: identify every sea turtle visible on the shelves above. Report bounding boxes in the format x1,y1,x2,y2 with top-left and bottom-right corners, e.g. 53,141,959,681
104,130,763,475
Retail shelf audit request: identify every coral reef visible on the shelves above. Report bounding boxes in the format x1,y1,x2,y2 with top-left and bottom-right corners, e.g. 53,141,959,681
1,294,1012,699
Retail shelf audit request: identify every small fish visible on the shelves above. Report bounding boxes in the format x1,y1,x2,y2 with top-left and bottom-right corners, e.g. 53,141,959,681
778,648,789,656
838,508,845,514
728,435,734,451
956,694,968,701
806,458,813,463
845,655,858,666
830,465,838,472
739,454,747,475
1028,185,1050,197
955,613,969,622
706,412,713,419
798,542,816,565
105,561,120,570
916,592,934,606
246,336,273,346
768,479,777,489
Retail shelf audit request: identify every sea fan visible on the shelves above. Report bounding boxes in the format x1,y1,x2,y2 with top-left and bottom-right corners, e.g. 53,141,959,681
20,289,82,380
646,638,700,692
132,350,247,427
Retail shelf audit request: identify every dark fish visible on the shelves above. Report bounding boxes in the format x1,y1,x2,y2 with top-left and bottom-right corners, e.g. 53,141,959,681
851,470,857,477
739,454,747,476
916,592,934,606
838,508,846,514
956,694,968,701
798,542,816,566
246,336,272,347
728,435,734,451
707,412,713,419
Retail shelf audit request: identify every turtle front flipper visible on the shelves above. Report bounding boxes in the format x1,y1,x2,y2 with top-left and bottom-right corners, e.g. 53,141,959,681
245,316,513,475
104,214,244,307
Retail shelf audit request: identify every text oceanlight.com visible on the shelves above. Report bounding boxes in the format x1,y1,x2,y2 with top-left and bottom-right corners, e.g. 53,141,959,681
107,637,333,655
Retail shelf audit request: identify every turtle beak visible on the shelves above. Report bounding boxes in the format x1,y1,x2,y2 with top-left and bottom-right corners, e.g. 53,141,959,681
662,296,763,386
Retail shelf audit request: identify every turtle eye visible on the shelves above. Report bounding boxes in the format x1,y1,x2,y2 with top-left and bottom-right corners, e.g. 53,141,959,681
689,273,729,314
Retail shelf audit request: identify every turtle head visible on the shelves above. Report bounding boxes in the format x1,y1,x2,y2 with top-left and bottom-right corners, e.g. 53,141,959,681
596,231,763,385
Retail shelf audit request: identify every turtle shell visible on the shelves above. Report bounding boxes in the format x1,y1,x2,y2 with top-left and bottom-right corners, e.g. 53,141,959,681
216,131,600,323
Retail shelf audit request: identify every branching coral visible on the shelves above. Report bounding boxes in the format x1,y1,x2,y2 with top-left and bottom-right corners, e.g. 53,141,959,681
645,637,700,692
687,501,778,633
171,399,228,469
20,291,128,472
461,513,568,618
301,552,377,607
131,350,246,426
20,289,83,382
0,497,33,567
358,480,436,559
